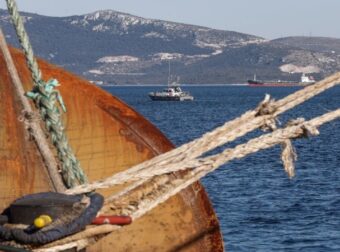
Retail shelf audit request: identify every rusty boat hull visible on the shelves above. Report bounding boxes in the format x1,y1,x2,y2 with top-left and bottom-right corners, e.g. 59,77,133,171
0,47,224,251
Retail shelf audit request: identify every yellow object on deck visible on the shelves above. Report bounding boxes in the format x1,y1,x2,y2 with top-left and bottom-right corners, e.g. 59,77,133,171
34,215,52,229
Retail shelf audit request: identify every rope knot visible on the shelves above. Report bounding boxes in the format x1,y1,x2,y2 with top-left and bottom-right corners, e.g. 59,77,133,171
255,94,277,116
26,79,67,113
255,94,278,131
286,118,320,138
285,118,305,127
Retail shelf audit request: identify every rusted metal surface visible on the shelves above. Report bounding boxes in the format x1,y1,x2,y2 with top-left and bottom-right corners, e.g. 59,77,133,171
0,47,224,251
0,48,54,211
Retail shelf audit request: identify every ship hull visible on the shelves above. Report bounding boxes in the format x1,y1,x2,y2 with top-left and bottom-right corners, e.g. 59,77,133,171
247,80,309,87
0,46,222,251
149,94,194,101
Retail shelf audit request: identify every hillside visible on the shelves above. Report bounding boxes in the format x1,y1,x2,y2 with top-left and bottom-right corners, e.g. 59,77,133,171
273,36,340,54
1,9,340,84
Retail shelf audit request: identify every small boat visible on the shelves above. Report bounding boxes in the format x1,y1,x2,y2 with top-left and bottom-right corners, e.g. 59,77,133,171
149,62,194,101
149,85,194,101
248,73,315,87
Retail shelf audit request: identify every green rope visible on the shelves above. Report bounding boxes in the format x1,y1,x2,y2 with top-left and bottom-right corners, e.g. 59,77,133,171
5,0,41,86
5,0,87,188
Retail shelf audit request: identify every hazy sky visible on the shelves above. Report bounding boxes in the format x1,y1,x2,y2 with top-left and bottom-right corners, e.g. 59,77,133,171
0,0,339,39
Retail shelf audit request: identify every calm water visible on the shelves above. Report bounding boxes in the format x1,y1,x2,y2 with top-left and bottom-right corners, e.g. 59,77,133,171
104,85,340,252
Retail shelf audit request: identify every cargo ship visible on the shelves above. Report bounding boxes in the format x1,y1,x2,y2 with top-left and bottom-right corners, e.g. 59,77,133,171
248,73,315,87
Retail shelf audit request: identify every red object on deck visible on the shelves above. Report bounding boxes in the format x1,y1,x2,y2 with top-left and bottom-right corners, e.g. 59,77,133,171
92,215,132,226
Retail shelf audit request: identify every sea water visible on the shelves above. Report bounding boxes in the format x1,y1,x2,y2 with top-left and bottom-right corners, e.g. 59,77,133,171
104,85,340,252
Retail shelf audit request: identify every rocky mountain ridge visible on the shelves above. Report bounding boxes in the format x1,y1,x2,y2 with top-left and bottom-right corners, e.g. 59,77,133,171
0,9,339,84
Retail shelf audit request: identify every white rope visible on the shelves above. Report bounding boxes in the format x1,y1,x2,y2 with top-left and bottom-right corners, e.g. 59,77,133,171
67,73,340,195
37,109,340,252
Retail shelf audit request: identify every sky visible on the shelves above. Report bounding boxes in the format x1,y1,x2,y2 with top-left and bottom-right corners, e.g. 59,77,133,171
0,0,339,39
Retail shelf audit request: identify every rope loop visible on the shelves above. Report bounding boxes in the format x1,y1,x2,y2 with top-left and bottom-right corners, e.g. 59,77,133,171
0,192,104,245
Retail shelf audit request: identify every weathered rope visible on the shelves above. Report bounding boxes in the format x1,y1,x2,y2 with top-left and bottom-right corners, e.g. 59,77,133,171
67,73,340,195
256,94,299,177
5,0,87,188
38,109,340,252
281,139,297,177
5,0,41,85
0,193,103,247
25,79,87,187
35,239,90,252
32,84,340,252
104,110,338,221
2,1,338,249
280,118,307,177
45,74,340,250
0,28,65,192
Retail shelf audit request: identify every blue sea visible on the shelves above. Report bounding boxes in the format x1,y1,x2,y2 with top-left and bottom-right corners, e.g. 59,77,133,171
104,85,340,252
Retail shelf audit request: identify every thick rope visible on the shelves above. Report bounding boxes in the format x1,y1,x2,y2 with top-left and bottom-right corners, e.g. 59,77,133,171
35,239,90,252
37,109,340,252
67,73,340,195
256,95,298,177
0,28,65,192
5,0,41,85
0,193,103,245
102,110,339,220
25,80,87,187
281,139,297,177
2,1,338,248
44,75,340,250
5,0,87,188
